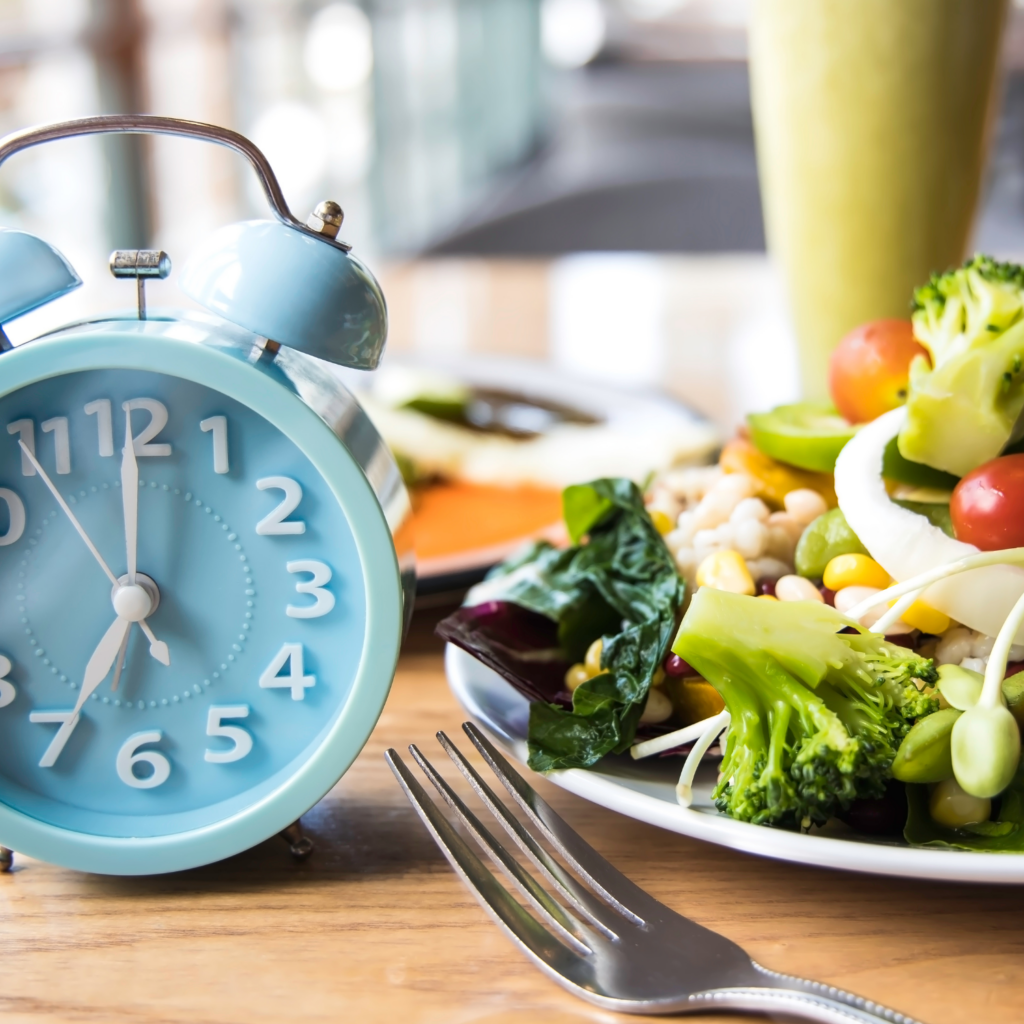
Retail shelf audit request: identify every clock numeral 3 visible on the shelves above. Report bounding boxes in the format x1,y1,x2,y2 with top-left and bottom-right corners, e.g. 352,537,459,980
286,560,335,619
255,477,305,535
205,705,253,763
0,655,15,709
117,730,171,789
0,488,26,547
259,643,315,700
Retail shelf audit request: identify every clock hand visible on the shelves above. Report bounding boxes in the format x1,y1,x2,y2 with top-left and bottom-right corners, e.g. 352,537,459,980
138,620,170,666
73,615,132,714
19,438,171,666
110,627,131,691
18,440,119,587
121,406,138,585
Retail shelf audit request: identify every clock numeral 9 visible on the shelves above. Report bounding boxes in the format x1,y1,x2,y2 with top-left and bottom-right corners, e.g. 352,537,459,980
0,655,16,709
117,730,171,789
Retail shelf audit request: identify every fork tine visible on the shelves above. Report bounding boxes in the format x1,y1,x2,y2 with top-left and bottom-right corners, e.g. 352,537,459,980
462,721,667,920
407,743,594,953
384,748,585,977
436,731,630,934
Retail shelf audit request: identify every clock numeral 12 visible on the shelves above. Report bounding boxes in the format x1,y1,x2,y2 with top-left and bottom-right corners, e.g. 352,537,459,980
260,643,315,700
0,655,16,709
123,399,172,457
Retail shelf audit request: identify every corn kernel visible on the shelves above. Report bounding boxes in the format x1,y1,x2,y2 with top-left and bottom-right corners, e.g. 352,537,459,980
584,638,603,676
649,509,675,535
893,598,951,636
565,664,590,692
696,549,756,596
757,593,779,601
823,553,890,592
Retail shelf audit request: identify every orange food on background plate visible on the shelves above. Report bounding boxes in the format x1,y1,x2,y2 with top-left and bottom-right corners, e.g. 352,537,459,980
412,481,565,567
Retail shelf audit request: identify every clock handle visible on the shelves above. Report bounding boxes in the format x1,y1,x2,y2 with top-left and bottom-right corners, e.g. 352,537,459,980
0,114,350,253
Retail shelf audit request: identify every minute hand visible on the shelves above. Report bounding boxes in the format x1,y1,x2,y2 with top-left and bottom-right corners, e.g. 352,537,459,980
121,407,138,584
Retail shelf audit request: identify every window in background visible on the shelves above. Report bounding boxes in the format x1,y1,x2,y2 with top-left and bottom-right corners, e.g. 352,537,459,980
370,0,544,254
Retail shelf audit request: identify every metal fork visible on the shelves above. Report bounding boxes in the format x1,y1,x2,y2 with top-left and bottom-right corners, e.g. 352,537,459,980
385,722,924,1023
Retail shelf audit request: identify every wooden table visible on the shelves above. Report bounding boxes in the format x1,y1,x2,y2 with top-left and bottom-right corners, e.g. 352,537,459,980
2,609,1023,1024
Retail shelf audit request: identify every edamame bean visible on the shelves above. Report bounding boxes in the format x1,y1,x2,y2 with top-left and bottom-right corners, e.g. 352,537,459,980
891,707,961,784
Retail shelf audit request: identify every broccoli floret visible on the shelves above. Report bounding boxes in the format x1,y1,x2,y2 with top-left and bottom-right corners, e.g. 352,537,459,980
672,588,938,830
900,255,1024,476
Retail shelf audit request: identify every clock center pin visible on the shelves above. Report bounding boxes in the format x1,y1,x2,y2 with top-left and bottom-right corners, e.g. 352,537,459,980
110,573,161,621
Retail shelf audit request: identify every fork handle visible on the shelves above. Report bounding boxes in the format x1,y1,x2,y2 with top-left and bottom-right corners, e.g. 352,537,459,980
691,987,920,1024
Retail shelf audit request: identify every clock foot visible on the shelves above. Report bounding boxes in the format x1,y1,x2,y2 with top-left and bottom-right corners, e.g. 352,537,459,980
279,820,314,862
0,847,12,872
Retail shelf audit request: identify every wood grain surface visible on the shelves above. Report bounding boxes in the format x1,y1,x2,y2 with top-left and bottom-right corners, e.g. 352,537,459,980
3,614,1024,1024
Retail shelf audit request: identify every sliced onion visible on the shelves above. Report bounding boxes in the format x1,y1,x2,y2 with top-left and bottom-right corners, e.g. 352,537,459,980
833,407,1024,641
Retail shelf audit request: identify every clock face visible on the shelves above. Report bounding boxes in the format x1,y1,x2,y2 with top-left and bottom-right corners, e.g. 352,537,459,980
0,367,370,840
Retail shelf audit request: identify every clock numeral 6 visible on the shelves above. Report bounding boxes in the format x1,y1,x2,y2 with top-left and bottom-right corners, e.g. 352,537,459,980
260,643,316,701
117,730,171,789
205,705,253,763
287,560,335,619
0,655,15,709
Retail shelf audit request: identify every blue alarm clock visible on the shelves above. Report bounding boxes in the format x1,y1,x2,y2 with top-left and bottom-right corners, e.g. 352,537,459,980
0,115,414,875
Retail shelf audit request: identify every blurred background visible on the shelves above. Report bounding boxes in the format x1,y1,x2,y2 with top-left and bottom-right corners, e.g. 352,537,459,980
3,0,1024,427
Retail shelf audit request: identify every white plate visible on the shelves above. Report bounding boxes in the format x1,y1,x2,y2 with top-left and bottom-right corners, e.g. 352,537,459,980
334,354,717,591
445,644,1024,884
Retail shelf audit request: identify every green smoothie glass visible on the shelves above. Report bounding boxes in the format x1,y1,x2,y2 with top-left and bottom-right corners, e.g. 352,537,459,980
749,0,1008,400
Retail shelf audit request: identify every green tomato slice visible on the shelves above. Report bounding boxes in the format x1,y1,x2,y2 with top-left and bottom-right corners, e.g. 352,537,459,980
747,402,858,472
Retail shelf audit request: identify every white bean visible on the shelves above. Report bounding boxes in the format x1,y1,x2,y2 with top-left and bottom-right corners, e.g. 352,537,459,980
935,627,974,666
733,519,768,560
766,525,796,563
639,687,673,724
783,488,829,526
970,632,995,659
775,575,824,603
730,497,771,524
767,510,804,542
960,656,987,674
746,556,792,582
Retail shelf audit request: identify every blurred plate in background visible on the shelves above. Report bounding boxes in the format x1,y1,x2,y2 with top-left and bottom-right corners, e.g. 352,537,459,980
336,354,718,598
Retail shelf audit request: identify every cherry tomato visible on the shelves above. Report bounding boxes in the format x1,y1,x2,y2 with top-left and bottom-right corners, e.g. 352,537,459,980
828,320,929,424
951,454,1024,550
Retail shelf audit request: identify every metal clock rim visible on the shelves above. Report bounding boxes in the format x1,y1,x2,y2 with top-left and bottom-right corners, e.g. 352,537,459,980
0,330,403,874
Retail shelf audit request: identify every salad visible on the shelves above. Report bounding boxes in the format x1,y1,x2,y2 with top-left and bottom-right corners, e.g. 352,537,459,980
438,255,1024,852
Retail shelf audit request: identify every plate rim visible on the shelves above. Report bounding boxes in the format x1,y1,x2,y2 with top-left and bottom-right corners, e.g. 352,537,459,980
445,644,1024,884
